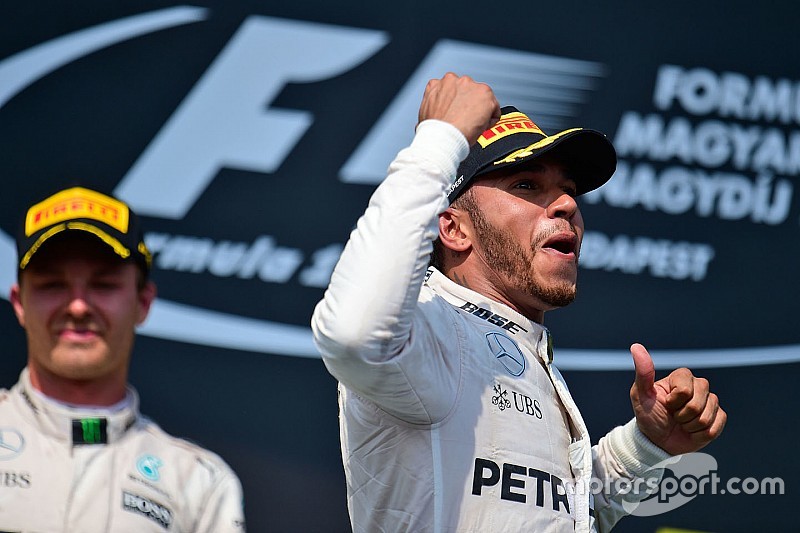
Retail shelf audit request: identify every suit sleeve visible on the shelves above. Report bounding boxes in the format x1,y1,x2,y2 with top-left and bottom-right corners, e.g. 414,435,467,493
591,419,674,531
194,464,246,533
311,120,469,421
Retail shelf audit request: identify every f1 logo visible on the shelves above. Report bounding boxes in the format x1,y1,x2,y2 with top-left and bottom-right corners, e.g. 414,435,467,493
0,7,605,360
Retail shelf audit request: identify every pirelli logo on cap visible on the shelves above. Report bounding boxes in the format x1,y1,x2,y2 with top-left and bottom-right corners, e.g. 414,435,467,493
492,128,583,166
477,112,544,148
25,187,129,237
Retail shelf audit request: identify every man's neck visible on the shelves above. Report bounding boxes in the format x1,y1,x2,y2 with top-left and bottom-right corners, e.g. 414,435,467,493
27,365,128,407
444,265,547,324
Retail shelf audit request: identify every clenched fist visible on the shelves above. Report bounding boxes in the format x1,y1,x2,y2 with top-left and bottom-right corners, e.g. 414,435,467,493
417,72,501,145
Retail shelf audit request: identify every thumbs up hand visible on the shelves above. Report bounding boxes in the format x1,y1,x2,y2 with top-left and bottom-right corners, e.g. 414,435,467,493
629,343,727,455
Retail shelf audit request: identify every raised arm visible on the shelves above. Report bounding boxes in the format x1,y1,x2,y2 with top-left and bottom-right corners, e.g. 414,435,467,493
311,74,499,408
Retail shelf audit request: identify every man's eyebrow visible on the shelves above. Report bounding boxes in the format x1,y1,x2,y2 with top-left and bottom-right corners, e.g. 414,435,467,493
24,264,60,276
512,162,546,174
563,170,579,186
490,163,545,181
92,263,129,276
26,260,127,276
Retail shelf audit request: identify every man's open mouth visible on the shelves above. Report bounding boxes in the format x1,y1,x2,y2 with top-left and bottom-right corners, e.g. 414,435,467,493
542,233,577,255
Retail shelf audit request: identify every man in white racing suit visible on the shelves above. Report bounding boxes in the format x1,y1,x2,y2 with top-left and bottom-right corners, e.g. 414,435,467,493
0,186,245,532
311,74,726,531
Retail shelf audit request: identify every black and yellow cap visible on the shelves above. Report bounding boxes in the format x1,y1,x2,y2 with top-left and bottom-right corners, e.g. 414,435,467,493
449,106,617,202
17,187,152,273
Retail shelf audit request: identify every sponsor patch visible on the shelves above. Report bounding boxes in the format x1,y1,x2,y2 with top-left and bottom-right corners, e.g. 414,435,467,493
491,128,581,165
0,429,25,460
72,418,108,445
491,383,512,410
122,491,173,530
137,454,163,482
486,332,526,376
472,457,571,515
490,383,543,418
0,470,31,488
25,187,129,236
459,301,527,334
477,112,544,148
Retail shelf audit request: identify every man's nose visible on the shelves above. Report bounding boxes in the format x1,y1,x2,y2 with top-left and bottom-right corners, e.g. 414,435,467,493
546,193,579,220
66,289,91,317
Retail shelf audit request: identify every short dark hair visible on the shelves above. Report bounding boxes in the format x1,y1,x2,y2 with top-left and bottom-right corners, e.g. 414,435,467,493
429,186,479,271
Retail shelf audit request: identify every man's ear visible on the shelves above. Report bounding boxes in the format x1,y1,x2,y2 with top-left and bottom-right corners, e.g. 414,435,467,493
10,283,25,327
438,207,473,253
136,281,157,326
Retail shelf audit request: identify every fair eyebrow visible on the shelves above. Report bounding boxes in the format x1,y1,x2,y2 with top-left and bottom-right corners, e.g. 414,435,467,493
26,261,128,278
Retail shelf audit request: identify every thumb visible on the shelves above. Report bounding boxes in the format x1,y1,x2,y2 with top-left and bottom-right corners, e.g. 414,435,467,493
631,343,656,397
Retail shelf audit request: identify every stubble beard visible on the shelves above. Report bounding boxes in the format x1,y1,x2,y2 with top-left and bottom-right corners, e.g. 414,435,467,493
470,208,577,308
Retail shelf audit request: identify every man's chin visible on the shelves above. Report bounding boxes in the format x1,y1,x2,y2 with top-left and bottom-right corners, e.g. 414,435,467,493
533,283,577,309
51,347,109,373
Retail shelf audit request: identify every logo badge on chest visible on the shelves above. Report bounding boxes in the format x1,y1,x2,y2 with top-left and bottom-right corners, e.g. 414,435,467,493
137,454,163,481
486,332,526,376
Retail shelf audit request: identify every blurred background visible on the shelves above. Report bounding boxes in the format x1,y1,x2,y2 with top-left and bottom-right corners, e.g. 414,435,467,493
0,1,796,531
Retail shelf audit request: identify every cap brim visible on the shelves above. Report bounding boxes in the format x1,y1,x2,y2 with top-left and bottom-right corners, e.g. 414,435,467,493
19,221,133,270
476,128,617,196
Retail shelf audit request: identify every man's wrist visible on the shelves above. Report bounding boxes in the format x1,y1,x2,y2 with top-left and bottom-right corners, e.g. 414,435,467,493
412,119,470,172
608,418,674,476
